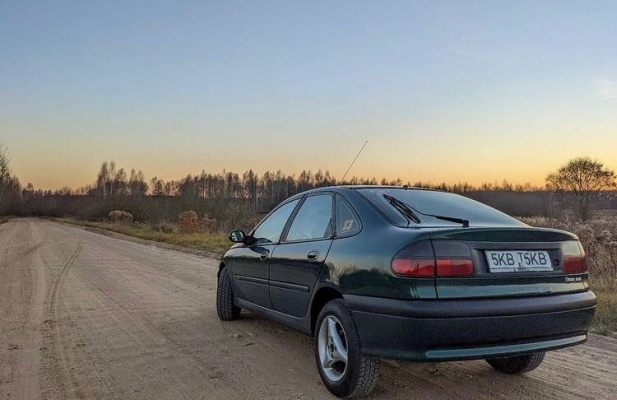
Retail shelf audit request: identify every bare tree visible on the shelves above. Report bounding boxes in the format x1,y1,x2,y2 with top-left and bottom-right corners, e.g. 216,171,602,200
114,168,127,195
129,169,148,196
109,161,117,197
150,177,165,196
546,157,616,220
0,145,11,186
96,162,110,198
0,145,22,214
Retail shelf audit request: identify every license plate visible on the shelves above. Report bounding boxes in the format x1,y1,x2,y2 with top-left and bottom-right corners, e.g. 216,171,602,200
486,251,553,273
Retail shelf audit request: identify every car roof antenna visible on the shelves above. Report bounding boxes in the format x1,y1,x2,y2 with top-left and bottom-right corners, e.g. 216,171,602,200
341,140,368,183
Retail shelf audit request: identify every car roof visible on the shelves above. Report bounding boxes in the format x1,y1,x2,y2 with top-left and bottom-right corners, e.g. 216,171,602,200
300,185,442,195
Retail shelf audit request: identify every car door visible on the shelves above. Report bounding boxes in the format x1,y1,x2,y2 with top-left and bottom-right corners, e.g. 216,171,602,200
231,198,300,309
268,194,334,318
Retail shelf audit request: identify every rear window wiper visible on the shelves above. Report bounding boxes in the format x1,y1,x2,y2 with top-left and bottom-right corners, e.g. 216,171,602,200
383,194,470,228
423,214,470,228
383,194,421,224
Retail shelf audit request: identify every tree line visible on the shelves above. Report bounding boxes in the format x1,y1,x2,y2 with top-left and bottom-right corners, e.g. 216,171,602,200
1,144,616,224
31,160,547,201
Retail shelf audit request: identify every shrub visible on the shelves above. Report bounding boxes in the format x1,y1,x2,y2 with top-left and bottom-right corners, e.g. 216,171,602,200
200,214,219,233
520,215,617,291
216,201,258,233
108,210,134,223
178,210,199,232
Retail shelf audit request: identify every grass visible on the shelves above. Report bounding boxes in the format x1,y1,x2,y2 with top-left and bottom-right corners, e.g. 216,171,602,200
591,290,617,335
57,218,230,256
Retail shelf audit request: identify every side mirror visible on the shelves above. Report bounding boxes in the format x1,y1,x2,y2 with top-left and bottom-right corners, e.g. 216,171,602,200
229,230,247,243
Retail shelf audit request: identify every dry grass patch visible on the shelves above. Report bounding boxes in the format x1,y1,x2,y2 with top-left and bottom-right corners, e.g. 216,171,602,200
520,214,617,335
593,291,617,335
58,218,230,256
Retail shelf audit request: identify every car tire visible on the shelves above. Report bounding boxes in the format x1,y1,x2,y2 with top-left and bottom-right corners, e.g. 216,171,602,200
314,299,380,398
216,267,241,321
486,352,546,374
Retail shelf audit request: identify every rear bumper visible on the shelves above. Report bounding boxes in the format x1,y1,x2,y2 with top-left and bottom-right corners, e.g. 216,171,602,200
344,291,596,361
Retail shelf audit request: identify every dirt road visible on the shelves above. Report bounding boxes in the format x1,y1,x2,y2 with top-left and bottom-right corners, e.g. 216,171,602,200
1,219,616,400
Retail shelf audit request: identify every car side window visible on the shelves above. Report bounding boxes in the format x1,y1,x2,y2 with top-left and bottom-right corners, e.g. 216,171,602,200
286,195,333,242
336,195,361,236
252,199,300,245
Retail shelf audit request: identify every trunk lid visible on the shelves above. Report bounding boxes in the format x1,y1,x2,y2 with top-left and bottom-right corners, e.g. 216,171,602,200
429,227,588,299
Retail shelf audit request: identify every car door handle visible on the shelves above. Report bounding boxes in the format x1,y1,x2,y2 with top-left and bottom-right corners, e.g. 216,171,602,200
260,250,270,261
307,250,320,262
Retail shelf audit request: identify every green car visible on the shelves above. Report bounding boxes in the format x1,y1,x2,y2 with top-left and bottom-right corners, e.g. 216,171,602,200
217,186,596,398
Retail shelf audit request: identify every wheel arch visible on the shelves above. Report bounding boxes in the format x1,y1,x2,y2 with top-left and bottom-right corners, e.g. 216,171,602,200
310,286,343,334
217,261,226,277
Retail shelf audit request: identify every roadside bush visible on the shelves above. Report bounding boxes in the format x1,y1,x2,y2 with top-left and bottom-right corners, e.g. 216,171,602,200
520,215,617,290
108,210,134,223
178,210,199,232
243,214,262,233
217,201,258,233
200,214,219,233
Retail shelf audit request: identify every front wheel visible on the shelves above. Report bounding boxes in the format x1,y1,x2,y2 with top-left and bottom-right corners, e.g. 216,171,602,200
314,300,380,398
216,267,241,321
486,352,546,374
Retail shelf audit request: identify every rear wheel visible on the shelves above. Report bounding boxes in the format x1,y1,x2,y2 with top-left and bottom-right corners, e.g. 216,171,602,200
486,352,545,374
216,267,241,321
314,300,380,398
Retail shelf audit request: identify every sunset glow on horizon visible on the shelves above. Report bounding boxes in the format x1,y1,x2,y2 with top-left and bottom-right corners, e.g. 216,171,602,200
2,1,616,190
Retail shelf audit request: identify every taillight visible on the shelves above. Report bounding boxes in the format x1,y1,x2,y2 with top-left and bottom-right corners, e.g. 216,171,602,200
562,241,587,274
436,259,474,277
563,256,587,274
391,240,435,277
391,240,475,277
392,258,435,277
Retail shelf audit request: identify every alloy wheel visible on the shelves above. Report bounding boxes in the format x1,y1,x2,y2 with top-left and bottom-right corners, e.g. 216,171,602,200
317,315,349,382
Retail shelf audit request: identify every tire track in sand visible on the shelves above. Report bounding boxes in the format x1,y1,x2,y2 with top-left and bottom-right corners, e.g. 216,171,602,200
43,242,83,399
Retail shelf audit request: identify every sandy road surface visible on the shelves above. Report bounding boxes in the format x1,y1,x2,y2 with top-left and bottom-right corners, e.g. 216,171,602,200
1,218,616,400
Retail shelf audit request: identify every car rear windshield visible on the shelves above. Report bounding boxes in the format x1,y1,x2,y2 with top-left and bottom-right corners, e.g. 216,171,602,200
356,188,525,228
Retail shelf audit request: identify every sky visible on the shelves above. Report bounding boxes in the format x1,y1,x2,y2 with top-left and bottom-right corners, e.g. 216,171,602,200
1,0,616,190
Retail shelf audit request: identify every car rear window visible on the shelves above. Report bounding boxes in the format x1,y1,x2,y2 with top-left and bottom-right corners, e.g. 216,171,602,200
356,188,525,228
